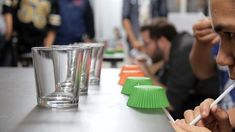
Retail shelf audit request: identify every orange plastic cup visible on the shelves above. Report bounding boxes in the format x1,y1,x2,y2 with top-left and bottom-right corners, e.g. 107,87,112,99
118,70,145,85
119,65,141,77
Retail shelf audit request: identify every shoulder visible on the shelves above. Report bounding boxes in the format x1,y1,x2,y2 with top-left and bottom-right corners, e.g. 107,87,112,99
176,32,194,51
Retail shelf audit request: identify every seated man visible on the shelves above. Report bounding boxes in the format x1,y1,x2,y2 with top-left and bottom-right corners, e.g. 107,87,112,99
137,20,220,119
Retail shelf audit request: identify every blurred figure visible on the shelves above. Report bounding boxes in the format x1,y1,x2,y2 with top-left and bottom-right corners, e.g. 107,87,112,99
138,20,220,119
113,27,124,53
0,0,12,66
140,25,163,63
122,0,168,53
134,25,164,76
2,0,60,65
55,0,95,45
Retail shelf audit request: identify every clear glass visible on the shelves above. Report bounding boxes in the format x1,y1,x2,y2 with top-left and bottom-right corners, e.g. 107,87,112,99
79,45,92,95
86,43,104,85
74,43,104,85
32,47,83,108
53,45,93,95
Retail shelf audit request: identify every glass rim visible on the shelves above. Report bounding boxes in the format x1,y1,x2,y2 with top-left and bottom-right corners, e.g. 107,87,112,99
52,45,83,49
32,46,81,51
52,44,93,50
74,43,104,48
32,47,52,51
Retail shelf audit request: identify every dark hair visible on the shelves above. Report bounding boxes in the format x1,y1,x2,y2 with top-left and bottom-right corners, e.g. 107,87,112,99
150,20,178,42
140,25,152,32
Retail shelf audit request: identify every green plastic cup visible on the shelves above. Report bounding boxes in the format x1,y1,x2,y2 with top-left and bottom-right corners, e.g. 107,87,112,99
104,50,115,55
121,77,153,95
127,85,169,109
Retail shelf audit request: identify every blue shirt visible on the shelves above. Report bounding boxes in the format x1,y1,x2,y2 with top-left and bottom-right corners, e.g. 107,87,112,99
212,44,235,109
55,0,94,45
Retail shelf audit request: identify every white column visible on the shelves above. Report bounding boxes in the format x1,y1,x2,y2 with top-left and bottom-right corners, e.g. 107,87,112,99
180,0,187,13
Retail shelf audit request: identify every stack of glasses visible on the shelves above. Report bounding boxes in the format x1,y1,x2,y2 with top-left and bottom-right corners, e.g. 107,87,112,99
32,43,104,108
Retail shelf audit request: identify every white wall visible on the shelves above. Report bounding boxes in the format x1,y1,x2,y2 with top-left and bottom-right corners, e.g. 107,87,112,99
92,0,203,41
94,0,123,41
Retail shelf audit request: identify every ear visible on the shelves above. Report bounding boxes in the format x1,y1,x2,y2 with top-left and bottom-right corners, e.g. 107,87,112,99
158,36,167,48
160,36,168,43
159,36,170,48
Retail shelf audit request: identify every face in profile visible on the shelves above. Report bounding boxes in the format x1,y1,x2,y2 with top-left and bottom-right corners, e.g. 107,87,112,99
211,0,235,79
141,30,158,58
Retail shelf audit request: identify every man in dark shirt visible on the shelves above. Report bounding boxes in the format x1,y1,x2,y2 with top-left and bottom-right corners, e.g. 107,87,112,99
2,0,61,54
140,20,220,119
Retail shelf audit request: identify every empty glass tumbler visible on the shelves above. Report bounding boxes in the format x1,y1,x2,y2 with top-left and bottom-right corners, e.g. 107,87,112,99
32,47,83,108
79,45,92,95
87,43,104,85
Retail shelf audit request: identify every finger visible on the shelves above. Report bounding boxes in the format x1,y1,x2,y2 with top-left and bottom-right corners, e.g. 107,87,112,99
198,33,219,45
176,120,211,132
180,119,186,124
211,106,232,131
210,35,221,45
200,98,214,118
194,29,214,37
184,110,194,124
193,20,212,31
171,122,186,132
175,120,194,132
193,106,204,126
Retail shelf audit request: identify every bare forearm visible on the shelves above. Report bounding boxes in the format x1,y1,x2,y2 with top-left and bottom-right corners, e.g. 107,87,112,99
4,13,13,41
189,41,216,79
141,63,166,88
149,61,164,74
44,31,56,47
123,19,137,47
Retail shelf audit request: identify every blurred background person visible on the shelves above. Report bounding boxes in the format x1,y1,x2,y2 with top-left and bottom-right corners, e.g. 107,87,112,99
122,0,168,54
137,20,220,119
54,0,95,45
0,0,11,66
135,24,164,76
2,0,60,66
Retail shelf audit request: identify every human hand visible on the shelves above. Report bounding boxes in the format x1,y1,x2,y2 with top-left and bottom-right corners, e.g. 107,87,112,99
132,40,144,51
172,119,211,132
193,18,220,47
173,98,232,132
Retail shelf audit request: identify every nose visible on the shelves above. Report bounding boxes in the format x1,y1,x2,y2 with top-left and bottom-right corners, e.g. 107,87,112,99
216,43,234,66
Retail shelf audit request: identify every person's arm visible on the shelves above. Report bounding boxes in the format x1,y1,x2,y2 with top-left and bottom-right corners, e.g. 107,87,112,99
44,31,56,47
3,13,12,41
149,61,164,74
2,0,14,41
134,58,166,88
46,0,61,46
122,0,142,50
123,19,142,50
190,19,220,80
